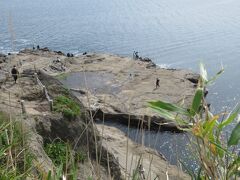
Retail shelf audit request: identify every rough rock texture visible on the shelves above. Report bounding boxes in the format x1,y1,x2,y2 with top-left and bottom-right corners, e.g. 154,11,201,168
59,53,199,131
38,71,123,179
0,53,7,63
0,48,194,179
20,116,55,175
0,68,122,179
1,49,198,131
97,124,190,180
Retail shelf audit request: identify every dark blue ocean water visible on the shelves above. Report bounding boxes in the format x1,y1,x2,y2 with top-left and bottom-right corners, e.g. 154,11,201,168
1,0,240,170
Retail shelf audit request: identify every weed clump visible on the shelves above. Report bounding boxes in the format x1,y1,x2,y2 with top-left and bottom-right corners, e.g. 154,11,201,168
44,139,87,179
44,140,87,166
53,95,80,120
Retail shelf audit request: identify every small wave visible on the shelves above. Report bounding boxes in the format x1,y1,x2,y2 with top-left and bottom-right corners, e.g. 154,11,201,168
73,51,83,56
0,48,19,54
156,63,171,69
3,40,10,43
14,39,32,47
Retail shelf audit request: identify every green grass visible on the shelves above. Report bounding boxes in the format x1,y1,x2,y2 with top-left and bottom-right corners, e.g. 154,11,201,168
56,73,68,80
53,95,81,120
44,139,87,166
44,140,67,166
44,139,87,180
0,112,35,179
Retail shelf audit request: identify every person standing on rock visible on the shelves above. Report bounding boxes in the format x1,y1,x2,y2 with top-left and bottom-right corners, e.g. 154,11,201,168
135,51,139,59
138,164,145,179
133,51,136,59
11,65,19,83
133,51,139,60
156,78,160,89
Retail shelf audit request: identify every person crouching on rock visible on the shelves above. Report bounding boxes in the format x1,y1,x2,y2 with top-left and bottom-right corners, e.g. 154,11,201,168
11,65,19,83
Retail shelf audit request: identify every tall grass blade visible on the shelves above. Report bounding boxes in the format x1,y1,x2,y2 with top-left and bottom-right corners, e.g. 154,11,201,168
191,88,203,116
203,115,218,137
218,105,240,130
148,101,190,116
149,104,177,121
207,68,224,85
228,123,240,146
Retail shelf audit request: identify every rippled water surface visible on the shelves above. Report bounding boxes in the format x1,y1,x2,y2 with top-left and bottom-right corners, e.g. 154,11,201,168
1,0,240,170
0,0,239,111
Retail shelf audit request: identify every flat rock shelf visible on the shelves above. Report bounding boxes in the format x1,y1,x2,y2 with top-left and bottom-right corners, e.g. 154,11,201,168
0,49,199,131
0,48,199,179
57,53,199,132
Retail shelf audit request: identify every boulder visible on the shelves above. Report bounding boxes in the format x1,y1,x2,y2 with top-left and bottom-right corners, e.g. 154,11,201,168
54,51,65,56
41,47,50,51
0,53,7,63
185,73,199,84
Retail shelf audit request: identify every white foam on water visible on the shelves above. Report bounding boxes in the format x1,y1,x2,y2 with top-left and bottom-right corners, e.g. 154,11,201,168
3,40,10,43
73,51,82,56
0,48,19,54
156,63,171,69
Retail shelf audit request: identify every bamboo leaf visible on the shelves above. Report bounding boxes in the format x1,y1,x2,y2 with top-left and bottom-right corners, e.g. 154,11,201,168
209,140,232,155
228,123,240,146
218,105,240,130
216,139,224,158
148,101,190,116
149,104,176,120
203,115,218,137
191,88,204,116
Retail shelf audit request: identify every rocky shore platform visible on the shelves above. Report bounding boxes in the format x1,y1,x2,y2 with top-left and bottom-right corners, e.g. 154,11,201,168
0,48,196,179
1,48,199,132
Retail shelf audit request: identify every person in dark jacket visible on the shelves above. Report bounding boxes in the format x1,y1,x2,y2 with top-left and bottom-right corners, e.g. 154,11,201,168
11,65,19,83
156,78,160,89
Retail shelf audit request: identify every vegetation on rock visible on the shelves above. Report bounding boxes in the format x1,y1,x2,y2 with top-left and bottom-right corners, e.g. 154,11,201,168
44,139,88,180
53,95,81,120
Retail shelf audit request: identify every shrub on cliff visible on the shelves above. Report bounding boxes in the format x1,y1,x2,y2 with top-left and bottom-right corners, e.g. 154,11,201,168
149,64,240,179
53,95,81,120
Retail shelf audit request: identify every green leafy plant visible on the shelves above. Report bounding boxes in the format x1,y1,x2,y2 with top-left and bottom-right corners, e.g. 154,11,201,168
53,95,80,120
44,139,87,179
44,140,67,166
149,64,240,179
